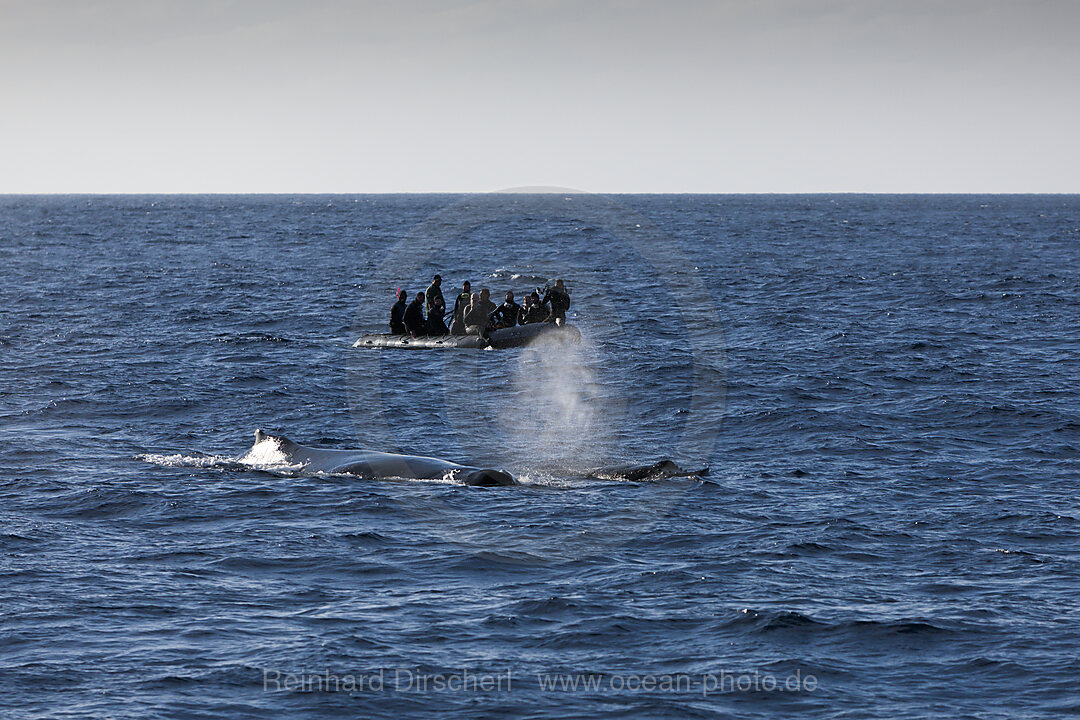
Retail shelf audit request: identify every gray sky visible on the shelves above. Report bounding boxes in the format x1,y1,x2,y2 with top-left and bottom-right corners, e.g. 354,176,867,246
1,0,1077,192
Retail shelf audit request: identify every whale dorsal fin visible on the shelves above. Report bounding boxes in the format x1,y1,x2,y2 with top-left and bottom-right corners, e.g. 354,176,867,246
254,429,293,450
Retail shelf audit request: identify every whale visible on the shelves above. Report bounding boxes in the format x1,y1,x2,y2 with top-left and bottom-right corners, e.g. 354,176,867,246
587,460,709,482
242,430,516,487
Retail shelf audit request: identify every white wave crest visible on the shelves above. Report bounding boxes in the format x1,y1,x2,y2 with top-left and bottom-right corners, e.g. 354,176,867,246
137,453,233,468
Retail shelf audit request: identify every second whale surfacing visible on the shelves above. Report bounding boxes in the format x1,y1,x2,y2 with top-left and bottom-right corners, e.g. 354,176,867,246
242,430,516,487
587,460,709,482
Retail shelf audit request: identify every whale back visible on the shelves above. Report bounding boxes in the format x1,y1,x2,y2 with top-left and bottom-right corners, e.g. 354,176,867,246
243,430,516,485
589,459,709,481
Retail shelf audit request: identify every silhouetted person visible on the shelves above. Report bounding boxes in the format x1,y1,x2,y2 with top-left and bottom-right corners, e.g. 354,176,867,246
425,274,444,315
404,291,427,336
491,291,522,329
427,294,449,335
541,279,570,326
389,289,408,334
521,291,547,324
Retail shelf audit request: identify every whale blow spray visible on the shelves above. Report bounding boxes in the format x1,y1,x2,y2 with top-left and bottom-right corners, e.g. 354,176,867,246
506,333,618,473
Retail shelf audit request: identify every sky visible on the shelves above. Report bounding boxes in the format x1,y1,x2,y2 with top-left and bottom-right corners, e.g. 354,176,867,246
1,0,1077,193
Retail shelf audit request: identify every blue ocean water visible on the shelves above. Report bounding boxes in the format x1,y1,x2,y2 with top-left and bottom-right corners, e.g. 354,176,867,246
1,194,1078,718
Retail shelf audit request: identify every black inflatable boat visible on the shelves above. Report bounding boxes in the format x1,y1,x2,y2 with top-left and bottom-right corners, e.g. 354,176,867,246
353,323,581,350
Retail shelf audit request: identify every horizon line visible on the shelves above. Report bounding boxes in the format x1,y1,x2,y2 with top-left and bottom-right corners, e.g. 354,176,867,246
2,191,1079,197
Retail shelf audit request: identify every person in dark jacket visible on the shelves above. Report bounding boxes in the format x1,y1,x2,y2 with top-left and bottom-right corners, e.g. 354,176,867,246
519,293,535,324
491,291,522,329
425,274,444,315
521,291,547,324
450,281,471,336
389,289,408,334
541,279,570,325
403,292,427,337
427,294,449,335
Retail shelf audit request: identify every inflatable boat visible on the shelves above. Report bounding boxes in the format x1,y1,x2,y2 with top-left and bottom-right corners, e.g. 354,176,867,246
353,323,581,350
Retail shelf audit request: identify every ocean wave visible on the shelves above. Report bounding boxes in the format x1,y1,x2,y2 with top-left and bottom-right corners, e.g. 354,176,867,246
727,609,965,639
137,452,238,469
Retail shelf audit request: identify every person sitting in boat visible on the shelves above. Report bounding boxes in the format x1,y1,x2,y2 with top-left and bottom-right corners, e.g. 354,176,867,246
425,274,444,315
477,288,498,322
490,291,522,329
462,292,484,335
427,294,449,335
450,280,471,336
389,289,408,334
464,290,498,336
518,293,535,324
541,279,571,326
404,291,427,337
521,291,547,324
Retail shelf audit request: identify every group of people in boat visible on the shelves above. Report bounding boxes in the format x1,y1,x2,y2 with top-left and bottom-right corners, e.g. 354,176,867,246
390,275,571,338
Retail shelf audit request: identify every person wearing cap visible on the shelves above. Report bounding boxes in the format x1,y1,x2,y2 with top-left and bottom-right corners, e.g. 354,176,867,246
389,289,408,334
404,291,427,337
425,274,444,315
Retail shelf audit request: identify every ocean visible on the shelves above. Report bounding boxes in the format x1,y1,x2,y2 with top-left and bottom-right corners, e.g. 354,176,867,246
1,194,1078,718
